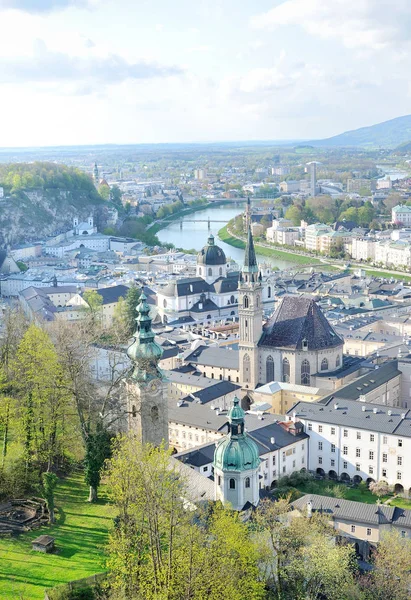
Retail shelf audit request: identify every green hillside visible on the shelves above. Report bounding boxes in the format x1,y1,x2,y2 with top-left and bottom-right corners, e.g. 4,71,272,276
311,114,411,149
0,162,106,245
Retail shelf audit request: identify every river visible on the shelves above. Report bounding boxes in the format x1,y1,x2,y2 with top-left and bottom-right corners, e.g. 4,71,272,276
156,203,298,270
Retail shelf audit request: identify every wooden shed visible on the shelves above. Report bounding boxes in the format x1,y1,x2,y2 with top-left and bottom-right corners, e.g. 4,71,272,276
32,534,55,553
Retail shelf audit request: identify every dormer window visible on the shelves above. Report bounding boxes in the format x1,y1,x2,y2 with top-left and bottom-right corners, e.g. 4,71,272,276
302,338,308,351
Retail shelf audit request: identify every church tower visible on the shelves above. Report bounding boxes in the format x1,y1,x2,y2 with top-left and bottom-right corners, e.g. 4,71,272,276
125,293,168,447
213,396,260,511
93,163,99,187
238,225,263,389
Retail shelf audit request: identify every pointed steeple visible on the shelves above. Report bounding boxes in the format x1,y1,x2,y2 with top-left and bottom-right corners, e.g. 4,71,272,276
127,293,163,380
243,225,258,274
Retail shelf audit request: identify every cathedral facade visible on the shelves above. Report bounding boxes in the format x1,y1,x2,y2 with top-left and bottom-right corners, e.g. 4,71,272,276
156,233,276,325
239,226,344,389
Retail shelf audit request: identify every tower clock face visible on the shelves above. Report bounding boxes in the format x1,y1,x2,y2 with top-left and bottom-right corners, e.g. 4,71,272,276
148,378,162,395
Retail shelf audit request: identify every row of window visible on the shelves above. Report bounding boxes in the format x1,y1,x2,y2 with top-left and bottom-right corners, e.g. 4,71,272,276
318,456,403,480
263,356,342,385
308,424,403,446
217,476,251,490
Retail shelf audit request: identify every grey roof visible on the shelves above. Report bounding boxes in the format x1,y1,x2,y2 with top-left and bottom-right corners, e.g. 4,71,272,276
91,284,129,305
170,457,215,501
292,494,411,528
196,234,226,266
161,277,210,298
212,274,239,294
288,395,411,436
259,296,343,351
184,345,239,370
190,298,219,313
180,381,241,405
318,361,400,400
175,421,308,467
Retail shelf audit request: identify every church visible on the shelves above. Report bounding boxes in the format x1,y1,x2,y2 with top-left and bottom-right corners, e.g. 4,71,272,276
156,233,276,325
238,226,344,389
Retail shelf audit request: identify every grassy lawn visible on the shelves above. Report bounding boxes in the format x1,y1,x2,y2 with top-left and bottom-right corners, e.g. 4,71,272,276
388,496,411,509
294,479,390,505
0,474,113,600
350,266,411,283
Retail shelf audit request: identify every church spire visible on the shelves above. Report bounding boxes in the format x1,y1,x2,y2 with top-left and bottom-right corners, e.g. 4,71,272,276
127,293,163,381
243,225,258,274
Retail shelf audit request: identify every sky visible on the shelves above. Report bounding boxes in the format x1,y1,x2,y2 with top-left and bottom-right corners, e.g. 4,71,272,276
0,0,411,146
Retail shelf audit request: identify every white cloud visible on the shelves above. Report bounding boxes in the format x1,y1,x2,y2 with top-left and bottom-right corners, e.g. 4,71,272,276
251,0,411,50
0,0,96,13
0,40,183,92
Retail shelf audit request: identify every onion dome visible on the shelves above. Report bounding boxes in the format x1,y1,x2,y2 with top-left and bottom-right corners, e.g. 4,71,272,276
213,397,260,472
197,234,226,266
127,293,163,380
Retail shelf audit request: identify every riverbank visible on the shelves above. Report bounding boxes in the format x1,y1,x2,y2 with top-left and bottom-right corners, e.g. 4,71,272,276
148,200,241,238
218,225,322,266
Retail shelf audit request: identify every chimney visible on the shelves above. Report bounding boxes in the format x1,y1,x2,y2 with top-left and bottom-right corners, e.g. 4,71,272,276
270,437,275,445
307,501,313,518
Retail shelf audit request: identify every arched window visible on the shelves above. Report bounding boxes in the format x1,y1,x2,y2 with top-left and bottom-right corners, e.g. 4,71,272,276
163,299,167,308
208,268,212,277
245,477,250,489
229,478,236,489
282,358,290,383
268,286,271,298
301,359,310,386
336,355,341,368
256,297,259,307
243,354,250,383
151,405,159,421
230,294,235,304
266,355,274,382
199,268,202,276
132,405,137,417
243,296,249,308
321,358,328,371
219,267,222,277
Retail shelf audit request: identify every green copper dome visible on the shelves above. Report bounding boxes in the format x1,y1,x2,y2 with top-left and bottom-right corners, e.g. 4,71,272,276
127,293,163,380
213,397,260,472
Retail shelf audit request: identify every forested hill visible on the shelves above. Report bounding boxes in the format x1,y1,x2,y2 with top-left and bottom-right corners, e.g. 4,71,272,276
0,162,106,246
311,114,411,149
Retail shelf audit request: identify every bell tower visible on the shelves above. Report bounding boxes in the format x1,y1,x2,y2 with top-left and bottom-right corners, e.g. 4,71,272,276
125,293,168,447
238,225,262,389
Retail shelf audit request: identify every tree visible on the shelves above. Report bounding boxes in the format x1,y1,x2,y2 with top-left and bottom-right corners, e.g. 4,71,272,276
124,285,141,337
99,184,110,201
285,205,302,226
12,324,71,473
82,290,103,326
339,207,359,224
84,422,111,502
254,496,359,600
105,435,265,600
42,471,59,524
358,202,375,227
369,480,392,500
371,531,411,600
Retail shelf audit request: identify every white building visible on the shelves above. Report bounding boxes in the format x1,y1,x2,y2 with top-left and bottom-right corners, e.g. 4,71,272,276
288,396,411,495
392,205,411,226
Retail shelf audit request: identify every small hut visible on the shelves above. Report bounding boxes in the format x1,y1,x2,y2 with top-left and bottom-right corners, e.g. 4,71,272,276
32,535,55,553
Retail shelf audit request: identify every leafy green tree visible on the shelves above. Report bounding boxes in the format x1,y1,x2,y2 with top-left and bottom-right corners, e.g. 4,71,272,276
339,207,359,224
42,471,59,523
105,435,265,600
370,530,411,600
12,324,71,473
358,202,375,226
110,185,123,206
82,290,103,325
84,422,111,503
285,205,302,226
16,261,28,272
124,285,141,337
99,184,110,201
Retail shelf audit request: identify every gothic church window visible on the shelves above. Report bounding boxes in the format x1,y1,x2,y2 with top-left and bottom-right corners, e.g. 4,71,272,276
336,355,341,368
301,359,311,386
266,355,274,382
245,477,250,488
229,478,236,489
243,296,249,308
268,286,271,298
282,358,290,383
321,358,328,371
230,295,235,304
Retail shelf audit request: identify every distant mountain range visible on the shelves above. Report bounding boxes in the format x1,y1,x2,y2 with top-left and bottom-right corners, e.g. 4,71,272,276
311,114,411,149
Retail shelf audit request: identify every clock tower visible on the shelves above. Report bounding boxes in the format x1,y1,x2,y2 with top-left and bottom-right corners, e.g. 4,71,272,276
125,292,168,447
